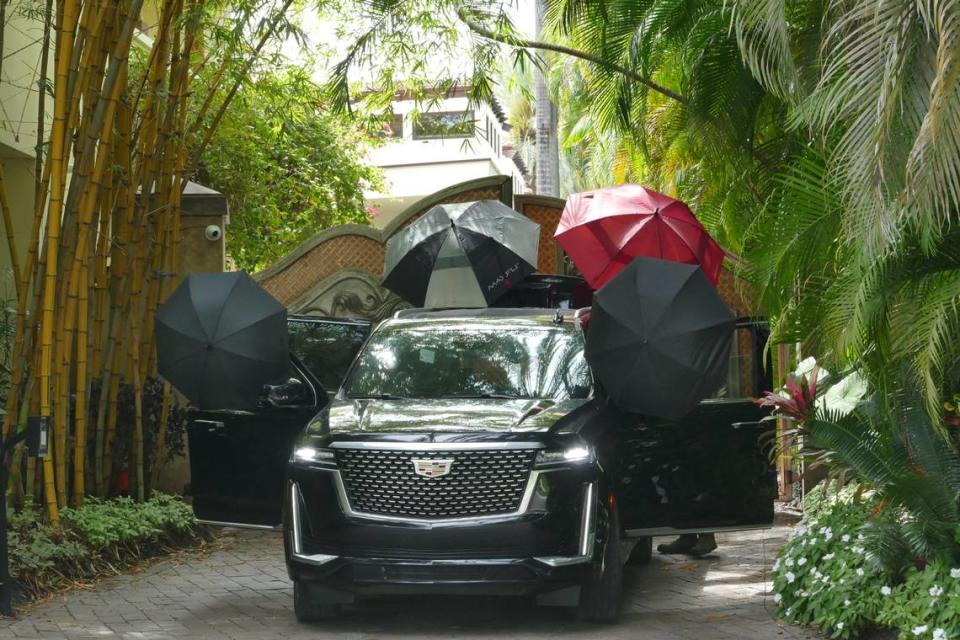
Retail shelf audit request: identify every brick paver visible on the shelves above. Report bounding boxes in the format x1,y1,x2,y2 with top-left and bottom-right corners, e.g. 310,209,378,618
0,518,820,639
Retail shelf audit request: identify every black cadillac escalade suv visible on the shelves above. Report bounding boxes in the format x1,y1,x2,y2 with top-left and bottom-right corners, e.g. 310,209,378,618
187,309,775,623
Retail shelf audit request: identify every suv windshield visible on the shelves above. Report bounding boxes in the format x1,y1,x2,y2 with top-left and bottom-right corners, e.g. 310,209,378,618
343,323,591,400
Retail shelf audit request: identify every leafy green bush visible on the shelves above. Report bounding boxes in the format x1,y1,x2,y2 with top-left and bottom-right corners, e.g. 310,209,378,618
7,493,201,601
773,483,891,638
774,483,960,639
60,493,196,548
7,505,90,586
876,562,960,639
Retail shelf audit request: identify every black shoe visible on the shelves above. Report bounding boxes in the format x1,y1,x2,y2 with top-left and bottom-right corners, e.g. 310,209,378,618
657,534,698,555
687,534,718,557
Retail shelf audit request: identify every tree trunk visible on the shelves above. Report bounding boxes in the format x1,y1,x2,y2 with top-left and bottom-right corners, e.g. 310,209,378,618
533,0,560,197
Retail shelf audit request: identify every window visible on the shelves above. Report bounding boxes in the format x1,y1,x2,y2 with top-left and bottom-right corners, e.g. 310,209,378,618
709,322,771,400
412,110,475,139
288,319,371,393
380,113,403,138
344,324,590,400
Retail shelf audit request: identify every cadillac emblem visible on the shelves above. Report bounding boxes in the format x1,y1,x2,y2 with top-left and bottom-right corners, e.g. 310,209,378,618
412,458,453,478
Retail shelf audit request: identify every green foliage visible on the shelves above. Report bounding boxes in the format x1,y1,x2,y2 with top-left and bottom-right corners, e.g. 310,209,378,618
7,493,200,600
7,504,89,582
193,66,384,272
774,484,960,640
805,379,960,574
60,493,196,548
772,484,889,638
877,562,960,639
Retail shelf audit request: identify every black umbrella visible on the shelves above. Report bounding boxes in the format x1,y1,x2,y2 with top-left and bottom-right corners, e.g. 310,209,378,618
584,256,735,420
382,200,540,308
155,272,288,410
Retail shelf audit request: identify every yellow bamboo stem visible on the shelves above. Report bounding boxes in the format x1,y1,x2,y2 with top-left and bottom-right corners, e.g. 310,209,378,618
72,265,89,505
40,0,81,527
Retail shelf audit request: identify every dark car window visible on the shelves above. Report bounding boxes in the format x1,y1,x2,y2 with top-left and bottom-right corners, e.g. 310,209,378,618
288,319,370,393
709,324,768,401
343,323,590,400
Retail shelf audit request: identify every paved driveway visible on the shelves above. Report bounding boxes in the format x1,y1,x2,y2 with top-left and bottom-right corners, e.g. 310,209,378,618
1,519,820,639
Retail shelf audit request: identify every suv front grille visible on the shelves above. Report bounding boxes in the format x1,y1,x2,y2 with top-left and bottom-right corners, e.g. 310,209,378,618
335,447,537,520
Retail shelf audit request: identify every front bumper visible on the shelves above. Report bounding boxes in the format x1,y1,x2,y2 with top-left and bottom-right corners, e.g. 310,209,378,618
283,452,601,599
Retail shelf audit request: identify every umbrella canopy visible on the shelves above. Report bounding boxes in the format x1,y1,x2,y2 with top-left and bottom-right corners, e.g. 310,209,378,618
584,256,735,420
155,272,288,410
382,200,540,308
555,184,725,290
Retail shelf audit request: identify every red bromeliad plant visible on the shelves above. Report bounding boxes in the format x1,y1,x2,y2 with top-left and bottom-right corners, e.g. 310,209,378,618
755,363,821,429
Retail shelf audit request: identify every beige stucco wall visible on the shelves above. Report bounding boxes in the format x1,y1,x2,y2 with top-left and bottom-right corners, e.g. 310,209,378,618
0,156,36,297
0,3,55,292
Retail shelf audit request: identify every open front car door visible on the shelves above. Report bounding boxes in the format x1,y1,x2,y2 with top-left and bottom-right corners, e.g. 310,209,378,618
616,320,778,535
186,317,370,528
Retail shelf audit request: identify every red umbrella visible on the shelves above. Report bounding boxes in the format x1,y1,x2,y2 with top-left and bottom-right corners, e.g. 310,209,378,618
554,184,725,290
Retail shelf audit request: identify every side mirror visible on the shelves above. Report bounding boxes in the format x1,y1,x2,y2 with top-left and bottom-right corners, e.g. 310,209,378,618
263,378,311,408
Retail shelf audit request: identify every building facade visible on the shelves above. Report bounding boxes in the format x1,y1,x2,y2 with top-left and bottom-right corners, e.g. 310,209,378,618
365,87,529,228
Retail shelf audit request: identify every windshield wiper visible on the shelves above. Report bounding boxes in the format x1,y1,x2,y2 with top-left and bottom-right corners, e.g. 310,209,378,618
450,393,525,399
347,393,404,400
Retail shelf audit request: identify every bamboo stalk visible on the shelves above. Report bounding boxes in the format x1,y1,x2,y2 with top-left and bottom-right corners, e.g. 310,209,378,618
33,0,53,206
39,0,81,527
72,264,89,505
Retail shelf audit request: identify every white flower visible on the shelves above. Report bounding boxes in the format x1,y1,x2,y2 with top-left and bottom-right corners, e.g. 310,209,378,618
914,626,929,637
798,557,808,566
881,586,892,596
857,534,865,542
837,622,844,631
824,553,835,560
785,557,795,568
786,571,796,584
821,575,830,584
773,592,782,604
951,568,960,579
933,629,948,640
930,585,944,598
785,608,793,617
801,591,810,598
856,568,865,577
841,534,851,543
844,599,851,607
839,578,845,584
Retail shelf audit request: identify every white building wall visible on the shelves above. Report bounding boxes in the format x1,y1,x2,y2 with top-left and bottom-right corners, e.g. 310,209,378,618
0,6,55,293
366,95,528,228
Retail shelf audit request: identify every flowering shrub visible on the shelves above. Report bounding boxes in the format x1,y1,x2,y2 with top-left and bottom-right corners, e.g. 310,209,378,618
774,484,960,639
876,562,960,639
772,484,890,638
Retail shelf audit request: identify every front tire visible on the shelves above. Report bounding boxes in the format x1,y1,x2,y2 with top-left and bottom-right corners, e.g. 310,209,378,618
577,502,623,622
293,579,341,622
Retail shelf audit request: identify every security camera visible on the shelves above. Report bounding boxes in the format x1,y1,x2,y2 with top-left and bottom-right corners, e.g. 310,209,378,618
204,224,223,242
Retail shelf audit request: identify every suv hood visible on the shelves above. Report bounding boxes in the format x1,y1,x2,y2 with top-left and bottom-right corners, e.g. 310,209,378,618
319,397,592,434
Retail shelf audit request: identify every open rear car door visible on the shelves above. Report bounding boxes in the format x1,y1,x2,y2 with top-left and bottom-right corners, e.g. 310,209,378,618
617,320,778,535
186,316,370,528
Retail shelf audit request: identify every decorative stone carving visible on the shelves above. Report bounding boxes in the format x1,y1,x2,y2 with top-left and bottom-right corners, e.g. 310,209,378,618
289,269,411,322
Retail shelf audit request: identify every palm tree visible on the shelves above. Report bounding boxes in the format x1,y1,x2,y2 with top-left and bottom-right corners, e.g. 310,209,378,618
533,0,560,196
